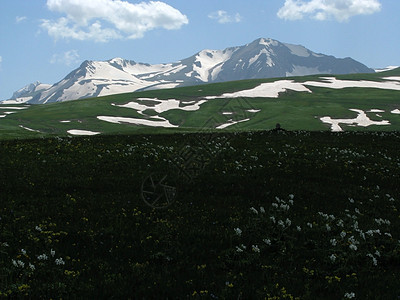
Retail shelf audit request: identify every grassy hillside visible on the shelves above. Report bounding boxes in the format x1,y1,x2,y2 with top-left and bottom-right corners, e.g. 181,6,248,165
0,69,400,139
1,131,399,298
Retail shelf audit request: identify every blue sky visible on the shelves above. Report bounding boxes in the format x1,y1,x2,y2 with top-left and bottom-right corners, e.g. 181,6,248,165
0,0,399,100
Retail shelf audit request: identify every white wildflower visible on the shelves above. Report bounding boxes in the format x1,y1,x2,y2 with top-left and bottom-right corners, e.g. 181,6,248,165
330,239,337,246
340,231,346,238
50,249,55,257
329,254,336,263
337,219,344,227
12,259,18,267
270,216,276,224
17,260,25,268
260,206,265,213
234,228,242,236
348,198,355,203
29,263,35,271
35,226,42,232
349,244,357,251
326,224,331,231
37,254,48,260
375,250,381,257
21,249,26,255
272,203,279,208
285,218,291,227
236,246,243,253
307,222,313,228
278,220,285,227
296,226,301,232
55,258,65,265
288,199,294,205
289,194,294,200
263,239,271,245
250,207,258,214
252,245,260,253
385,232,392,238
344,292,356,299
280,204,289,211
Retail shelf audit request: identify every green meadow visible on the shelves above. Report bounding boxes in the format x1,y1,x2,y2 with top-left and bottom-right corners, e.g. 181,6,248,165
0,68,399,139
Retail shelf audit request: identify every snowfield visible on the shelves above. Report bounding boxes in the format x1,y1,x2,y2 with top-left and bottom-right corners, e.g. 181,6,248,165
320,109,390,132
97,116,178,128
67,130,101,136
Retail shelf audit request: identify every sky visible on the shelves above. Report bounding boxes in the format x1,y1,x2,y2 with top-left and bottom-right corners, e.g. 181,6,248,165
0,0,399,100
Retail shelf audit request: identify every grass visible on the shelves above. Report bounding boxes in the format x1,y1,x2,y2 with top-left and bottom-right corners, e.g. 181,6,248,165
1,130,399,298
1,68,400,139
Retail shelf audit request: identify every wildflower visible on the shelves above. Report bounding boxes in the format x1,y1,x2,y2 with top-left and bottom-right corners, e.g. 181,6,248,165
12,259,18,267
296,226,301,232
344,292,356,299
330,239,337,246
35,226,42,232
340,231,346,238
280,204,290,211
37,254,48,260
384,232,392,238
55,258,65,265
288,199,294,205
330,254,336,263
278,220,285,228
50,249,55,257
307,222,313,228
272,203,279,208
29,263,35,271
263,239,271,245
234,228,242,236
260,206,265,213
348,198,355,203
236,246,243,253
250,207,258,214
17,260,25,268
375,250,381,257
270,216,276,224
326,224,331,231
289,194,294,200
349,244,357,251
285,218,291,227
252,245,260,253
21,249,26,255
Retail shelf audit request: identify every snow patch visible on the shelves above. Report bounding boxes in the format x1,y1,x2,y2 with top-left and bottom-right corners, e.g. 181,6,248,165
391,109,400,114
115,98,207,114
382,77,400,81
67,129,100,136
368,109,385,113
216,118,250,129
0,106,29,110
247,109,261,113
97,116,178,128
19,125,41,133
304,77,400,91
205,80,312,99
375,66,399,73
320,109,390,132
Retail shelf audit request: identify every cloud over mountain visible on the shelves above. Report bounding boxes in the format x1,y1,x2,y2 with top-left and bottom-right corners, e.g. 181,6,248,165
277,0,382,22
40,0,189,42
208,10,242,24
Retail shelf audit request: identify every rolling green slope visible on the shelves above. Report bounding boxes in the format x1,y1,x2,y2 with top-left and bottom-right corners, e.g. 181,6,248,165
1,68,399,139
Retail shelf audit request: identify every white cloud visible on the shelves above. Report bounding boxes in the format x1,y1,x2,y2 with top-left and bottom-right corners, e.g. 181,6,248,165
40,0,189,42
50,50,80,66
16,16,27,23
277,0,382,22
208,10,242,24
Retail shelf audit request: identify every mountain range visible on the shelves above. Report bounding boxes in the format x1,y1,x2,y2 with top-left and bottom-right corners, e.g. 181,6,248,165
4,38,375,104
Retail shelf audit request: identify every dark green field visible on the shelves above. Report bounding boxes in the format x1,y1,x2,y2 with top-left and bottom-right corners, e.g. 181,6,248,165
1,130,399,298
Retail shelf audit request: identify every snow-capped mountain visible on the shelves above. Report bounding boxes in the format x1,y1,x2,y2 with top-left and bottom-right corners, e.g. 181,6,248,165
5,38,374,104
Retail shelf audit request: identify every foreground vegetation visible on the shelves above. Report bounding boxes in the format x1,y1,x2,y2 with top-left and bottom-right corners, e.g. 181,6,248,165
1,130,400,298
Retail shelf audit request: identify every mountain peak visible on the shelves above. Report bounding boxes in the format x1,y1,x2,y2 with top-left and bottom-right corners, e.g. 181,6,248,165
5,38,375,104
